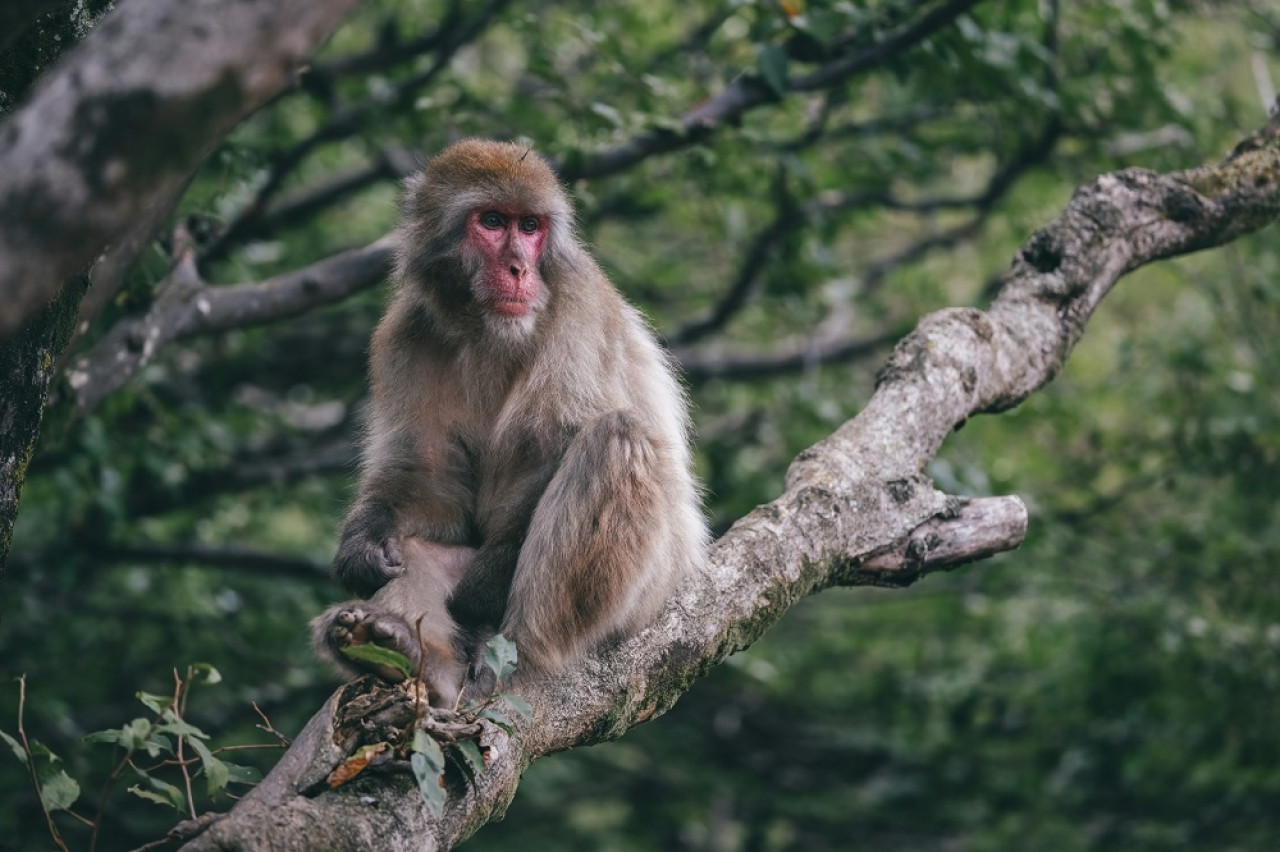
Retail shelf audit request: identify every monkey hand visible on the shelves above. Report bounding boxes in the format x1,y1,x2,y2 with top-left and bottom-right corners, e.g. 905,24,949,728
333,504,403,596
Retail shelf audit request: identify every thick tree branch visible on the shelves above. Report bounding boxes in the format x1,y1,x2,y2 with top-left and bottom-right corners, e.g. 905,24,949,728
66,237,394,415
0,0,362,339
182,115,1280,852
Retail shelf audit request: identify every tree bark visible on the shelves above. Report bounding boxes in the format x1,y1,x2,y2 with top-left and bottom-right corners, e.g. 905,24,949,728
0,0,362,569
0,0,362,340
181,115,1280,851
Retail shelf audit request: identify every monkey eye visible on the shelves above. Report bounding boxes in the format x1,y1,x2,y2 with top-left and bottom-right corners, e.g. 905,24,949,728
479,211,504,229
519,217,539,233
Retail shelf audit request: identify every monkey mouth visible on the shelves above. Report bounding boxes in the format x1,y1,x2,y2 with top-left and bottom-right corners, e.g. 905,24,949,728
487,299,533,317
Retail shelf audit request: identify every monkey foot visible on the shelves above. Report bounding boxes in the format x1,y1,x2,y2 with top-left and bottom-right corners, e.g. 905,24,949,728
316,603,465,706
324,604,420,682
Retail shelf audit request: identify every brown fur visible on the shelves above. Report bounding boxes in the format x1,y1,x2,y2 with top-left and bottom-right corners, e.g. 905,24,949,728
313,139,706,699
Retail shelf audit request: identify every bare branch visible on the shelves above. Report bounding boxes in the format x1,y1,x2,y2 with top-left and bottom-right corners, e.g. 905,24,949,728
99,542,328,581
669,117,1058,351
66,237,394,415
855,495,1028,583
675,328,903,384
125,436,357,519
223,148,421,244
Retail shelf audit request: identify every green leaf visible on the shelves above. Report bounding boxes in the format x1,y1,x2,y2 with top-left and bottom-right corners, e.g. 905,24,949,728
87,718,173,758
453,739,485,779
222,762,263,785
411,729,446,771
479,707,513,733
27,740,56,760
136,691,172,715
0,730,27,764
156,713,209,740
36,768,80,812
340,643,413,680
188,663,222,685
410,731,448,818
481,634,519,684
84,724,173,756
128,770,185,811
187,737,230,795
757,45,790,99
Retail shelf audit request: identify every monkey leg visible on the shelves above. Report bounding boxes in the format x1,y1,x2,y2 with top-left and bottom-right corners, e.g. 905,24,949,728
502,410,683,672
313,539,475,707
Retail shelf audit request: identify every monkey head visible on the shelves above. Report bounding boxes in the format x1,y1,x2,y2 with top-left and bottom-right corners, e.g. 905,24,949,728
395,139,579,342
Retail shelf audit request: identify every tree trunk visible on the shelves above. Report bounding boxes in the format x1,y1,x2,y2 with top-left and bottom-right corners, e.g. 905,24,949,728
0,0,362,569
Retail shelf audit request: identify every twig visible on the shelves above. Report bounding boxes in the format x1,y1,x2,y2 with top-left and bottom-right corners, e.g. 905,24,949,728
16,676,70,852
252,702,292,748
172,669,197,820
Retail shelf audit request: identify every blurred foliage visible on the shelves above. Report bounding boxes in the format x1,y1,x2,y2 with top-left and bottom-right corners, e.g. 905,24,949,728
2,0,1279,848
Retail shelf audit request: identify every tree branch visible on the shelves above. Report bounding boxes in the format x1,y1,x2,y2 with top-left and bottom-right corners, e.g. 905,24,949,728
675,328,904,384
99,542,328,581
199,0,511,263
0,0,363,339
65,237,394,415
562,0,985,182
182,114,1280,852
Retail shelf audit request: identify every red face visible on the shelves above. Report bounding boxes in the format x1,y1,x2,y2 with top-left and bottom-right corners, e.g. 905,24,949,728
463,209,548,318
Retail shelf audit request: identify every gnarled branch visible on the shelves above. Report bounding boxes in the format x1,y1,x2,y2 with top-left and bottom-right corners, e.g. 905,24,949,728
182,98,1280,852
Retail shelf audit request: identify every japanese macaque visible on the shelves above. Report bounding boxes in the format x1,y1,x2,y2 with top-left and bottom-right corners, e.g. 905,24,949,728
313,139,706,704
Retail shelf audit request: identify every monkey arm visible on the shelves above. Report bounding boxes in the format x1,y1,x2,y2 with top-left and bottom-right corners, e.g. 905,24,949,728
336,426,478,596
332,499,403,597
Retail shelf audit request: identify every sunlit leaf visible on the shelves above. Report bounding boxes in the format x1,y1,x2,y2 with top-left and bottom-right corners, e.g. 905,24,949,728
136,691,172,715
36,768,80,812
340,643,413,680
188,663,222,685
129,770,185,811
0,730,26,764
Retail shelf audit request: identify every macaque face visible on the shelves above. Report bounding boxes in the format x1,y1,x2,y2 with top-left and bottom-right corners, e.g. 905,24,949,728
463,208,549,323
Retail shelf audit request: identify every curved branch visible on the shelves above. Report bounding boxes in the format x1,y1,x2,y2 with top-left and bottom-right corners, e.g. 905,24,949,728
0,0,362,339
181,114,1280,852
66,237,395,415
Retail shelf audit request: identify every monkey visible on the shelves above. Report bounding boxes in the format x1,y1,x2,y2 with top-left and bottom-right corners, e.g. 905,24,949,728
312,139,706,704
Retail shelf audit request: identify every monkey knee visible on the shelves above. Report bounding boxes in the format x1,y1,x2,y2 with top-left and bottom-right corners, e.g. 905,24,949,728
573,411,665,492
